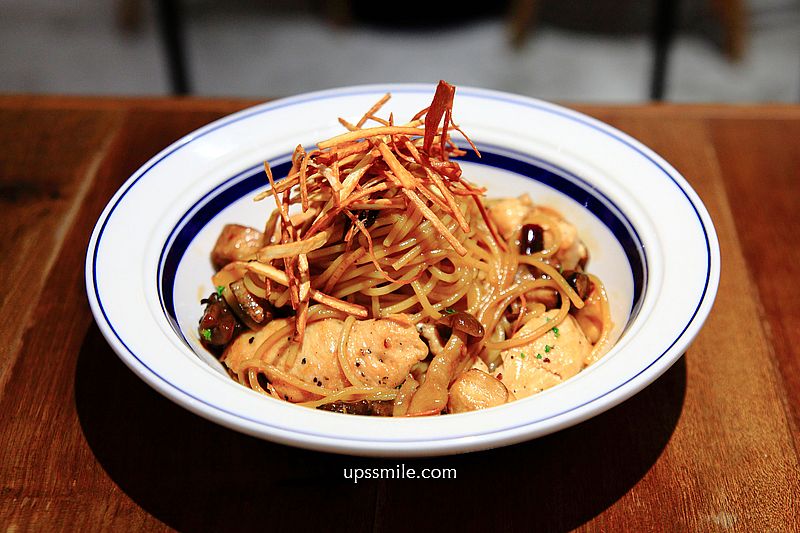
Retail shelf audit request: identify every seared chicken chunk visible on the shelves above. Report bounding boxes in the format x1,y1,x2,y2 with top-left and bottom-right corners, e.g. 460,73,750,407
488,197,588,271
488,195,533,240
448,369,514,413
348,318,428,388
211,224,263,269
222,316,427,402
497,310,591,398
223,318,347,402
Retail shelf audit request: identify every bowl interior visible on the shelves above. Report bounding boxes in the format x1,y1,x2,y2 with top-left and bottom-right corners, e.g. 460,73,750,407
160,144,647,381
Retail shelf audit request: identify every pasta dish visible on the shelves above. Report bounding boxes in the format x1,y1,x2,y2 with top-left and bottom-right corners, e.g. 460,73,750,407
197,81,612,416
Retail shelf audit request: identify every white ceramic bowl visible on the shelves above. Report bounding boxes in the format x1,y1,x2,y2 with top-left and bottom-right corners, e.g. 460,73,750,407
86,84,719,456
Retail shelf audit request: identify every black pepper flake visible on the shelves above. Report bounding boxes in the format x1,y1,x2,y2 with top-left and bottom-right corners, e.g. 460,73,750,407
318,382,323,387
248,337,255,344
284,394,288,400
301,358,307,364
355,361,361,367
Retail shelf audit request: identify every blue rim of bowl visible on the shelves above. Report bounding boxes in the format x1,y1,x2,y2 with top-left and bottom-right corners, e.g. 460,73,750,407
89,85,713,444
158,143,648,350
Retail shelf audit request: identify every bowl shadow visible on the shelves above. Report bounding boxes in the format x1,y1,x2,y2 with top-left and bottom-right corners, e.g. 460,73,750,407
76,322,686,532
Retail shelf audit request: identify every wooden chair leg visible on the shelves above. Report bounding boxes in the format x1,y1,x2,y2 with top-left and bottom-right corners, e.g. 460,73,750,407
710,0,747,61
508,0,540,49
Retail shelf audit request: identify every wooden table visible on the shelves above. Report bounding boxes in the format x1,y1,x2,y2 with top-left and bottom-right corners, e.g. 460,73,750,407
1,96,798,531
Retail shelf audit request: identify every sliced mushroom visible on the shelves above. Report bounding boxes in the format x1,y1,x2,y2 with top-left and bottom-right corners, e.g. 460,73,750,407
198,292,241,349
229,278,273,325
437,311,485,338
520,223,545,255
563,270,592,301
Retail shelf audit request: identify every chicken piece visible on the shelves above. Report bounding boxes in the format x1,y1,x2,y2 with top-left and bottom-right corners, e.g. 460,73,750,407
223,318,348,402
488,195,532,240
222,316,428,402
496,310,591,398
211,224,263,269
572,282,613,366
448,369,514,413
347,318,428,388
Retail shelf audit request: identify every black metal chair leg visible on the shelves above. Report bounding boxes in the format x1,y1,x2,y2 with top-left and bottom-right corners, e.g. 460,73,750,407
155,0,190,95
650,0,679,101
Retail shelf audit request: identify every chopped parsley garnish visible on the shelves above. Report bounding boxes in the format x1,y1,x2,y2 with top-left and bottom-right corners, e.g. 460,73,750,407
552,327,560,338
545,316,551,322
216,285,225,296
200,328,212,341
544,345,552,353
536,353,543,359
443,308,457,315
519,352,527,359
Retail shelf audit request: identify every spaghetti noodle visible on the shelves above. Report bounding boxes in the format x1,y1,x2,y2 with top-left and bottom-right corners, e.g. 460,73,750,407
198,81,613,416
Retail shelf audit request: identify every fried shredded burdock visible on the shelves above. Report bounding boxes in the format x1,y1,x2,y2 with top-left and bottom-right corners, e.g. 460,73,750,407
254,80,494,341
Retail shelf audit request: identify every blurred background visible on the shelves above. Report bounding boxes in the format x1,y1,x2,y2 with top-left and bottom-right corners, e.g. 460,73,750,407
1,0,798,102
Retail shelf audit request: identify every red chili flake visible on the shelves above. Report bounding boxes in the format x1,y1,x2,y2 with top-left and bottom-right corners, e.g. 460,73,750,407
496,373,503,380
384,338,392,349
543,357,550,363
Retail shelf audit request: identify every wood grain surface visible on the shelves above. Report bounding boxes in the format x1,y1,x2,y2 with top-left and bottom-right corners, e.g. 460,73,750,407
0,96,798,532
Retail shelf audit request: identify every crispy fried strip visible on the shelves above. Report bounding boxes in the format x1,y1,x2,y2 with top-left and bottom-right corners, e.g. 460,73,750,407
414,180,452,213
294,253,311,340
404,140,470,233
318,140,371,161
321,162,342,194
451,120,481,158
377,142,417,189
423,80,455,152
305,182,390,237
339,151,376,201
317,126,425,149
298,146,310,211
338,117,358,130
289,207,319,227
243,261,368,317
412,105,430,122
401,187,467,256
264,162,290,224
256,230,330,261
357,93,391,128
348,198,404,210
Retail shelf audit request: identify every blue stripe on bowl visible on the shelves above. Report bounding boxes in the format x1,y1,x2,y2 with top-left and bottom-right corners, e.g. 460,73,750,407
158,146,647,349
